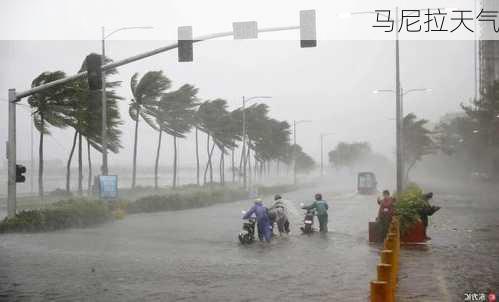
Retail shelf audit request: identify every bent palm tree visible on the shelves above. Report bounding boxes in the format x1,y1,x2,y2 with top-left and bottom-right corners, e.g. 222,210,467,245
28,71,71,198
129,71,171,188
157,84,199,188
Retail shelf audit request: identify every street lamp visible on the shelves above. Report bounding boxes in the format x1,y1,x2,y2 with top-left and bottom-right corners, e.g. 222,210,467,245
373,87,432,188
241,95,271,189
293,120,312,185
343,8,439,194
320,132,334,176
101,26,153,176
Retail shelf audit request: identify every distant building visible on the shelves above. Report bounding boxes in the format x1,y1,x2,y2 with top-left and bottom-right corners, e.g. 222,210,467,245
479,0,499,93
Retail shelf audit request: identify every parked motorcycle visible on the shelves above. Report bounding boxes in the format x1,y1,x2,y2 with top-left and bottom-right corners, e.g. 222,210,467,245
299,203,315,234
239,211,256,244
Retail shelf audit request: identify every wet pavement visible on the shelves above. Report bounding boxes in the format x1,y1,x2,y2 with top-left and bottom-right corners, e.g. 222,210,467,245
0,185,382,301
0,182,498,301
398,184,499,302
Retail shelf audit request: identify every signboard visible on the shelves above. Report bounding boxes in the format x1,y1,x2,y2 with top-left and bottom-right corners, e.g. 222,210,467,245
99,175,118,199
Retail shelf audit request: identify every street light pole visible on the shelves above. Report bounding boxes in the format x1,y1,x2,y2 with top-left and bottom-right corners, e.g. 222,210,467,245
395,6,403,194
374,86,432,190
242,96,247,189
320,132,334,176
240,96,271,190
101,26,153,176
101,27,108,176
293,120,311,185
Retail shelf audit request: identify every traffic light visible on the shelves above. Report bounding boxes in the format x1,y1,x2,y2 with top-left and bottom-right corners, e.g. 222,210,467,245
300,10,317,48
16,164,26,183
86,53,102,90
178,26,193,62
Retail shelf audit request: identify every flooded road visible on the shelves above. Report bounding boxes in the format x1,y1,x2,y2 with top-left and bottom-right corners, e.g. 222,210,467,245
398,183,499,302
0,186,381,301
1,183,498,301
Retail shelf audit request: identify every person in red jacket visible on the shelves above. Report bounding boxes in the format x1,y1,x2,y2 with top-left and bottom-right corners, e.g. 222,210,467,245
377,190,396,238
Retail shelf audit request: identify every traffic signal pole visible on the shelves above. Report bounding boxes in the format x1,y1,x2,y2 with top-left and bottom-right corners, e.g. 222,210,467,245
6,13,315,217
7,89,16,218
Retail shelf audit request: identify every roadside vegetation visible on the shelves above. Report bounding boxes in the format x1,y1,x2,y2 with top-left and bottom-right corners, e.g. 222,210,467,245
0,184,296,233
394,184,429,235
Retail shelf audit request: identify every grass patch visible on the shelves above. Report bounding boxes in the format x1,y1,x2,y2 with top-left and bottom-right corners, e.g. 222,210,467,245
0,199,112,233
0,184,297,233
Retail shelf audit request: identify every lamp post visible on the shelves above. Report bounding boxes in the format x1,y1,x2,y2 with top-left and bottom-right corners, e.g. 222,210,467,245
101,26,152,176
241,96,271,189
342,8,440,193
293,120,311,185
320,132,334,176
373,87,432,187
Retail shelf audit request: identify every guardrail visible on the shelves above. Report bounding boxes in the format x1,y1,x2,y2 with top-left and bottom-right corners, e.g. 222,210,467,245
370,216,400,302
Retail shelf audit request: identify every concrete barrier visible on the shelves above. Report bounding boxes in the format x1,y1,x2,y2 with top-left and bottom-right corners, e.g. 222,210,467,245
370,216,400,302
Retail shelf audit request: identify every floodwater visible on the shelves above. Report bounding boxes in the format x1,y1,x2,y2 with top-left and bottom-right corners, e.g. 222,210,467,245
1,182,498,301
0,186,381,301
398,183,499,302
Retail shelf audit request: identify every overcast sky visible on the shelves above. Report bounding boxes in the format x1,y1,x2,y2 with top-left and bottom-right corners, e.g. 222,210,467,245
0,0,481,171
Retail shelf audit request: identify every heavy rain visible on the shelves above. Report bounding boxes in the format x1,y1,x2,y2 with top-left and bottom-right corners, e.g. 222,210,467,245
1,0,498,301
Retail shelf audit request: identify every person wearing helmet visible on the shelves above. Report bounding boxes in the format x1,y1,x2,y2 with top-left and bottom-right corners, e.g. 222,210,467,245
242,198,273,242
302,193,329,232
268,194,290,235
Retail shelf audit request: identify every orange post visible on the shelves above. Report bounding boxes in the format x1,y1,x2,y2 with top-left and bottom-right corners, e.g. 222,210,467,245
377,263,394,302
370,281,389,302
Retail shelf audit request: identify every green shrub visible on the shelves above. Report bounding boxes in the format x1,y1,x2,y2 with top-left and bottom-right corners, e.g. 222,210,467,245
0,199,112,233
394,184,426,235
128,186,248,214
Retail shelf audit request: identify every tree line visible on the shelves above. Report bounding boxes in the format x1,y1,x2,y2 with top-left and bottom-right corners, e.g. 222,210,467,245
28,54,315,198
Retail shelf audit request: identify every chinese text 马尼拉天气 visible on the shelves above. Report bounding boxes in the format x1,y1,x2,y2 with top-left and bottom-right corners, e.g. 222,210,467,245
372,8,499,34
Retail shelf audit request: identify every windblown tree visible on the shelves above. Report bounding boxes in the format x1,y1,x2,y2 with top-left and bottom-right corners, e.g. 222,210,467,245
434,114,477,156
158,84,199,188
65,54,123,193
402,113,435,182
196,99,235,185
461,81,499,177
328,142,372,170
28,71,72,198
293,144,316,173
129,71,171,189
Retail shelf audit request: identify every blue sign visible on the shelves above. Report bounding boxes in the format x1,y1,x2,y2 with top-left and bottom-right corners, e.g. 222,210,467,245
99,175,118,199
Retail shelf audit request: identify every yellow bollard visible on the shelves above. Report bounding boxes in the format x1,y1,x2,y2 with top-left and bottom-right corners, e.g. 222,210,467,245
380,249,394,266
377,263,394,302
380,249,397,289
370,281,389,302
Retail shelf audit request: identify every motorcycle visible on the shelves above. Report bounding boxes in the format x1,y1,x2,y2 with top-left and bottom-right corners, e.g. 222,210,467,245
299,203,316,234
239,210,256,244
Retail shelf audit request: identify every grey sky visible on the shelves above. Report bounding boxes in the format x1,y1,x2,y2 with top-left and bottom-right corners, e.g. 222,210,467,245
0,0,477,170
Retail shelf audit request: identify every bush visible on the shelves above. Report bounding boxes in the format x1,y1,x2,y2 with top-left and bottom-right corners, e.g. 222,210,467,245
394,184,426,235
127,186,248,214
0,199,112,233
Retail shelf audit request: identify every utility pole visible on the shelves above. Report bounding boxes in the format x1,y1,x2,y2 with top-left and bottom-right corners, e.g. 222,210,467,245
293,120,311,185
293,120,297,185
7,89,16,218
320,133,334,176
395,6,403,194
101,27,108,176
241,96,247,189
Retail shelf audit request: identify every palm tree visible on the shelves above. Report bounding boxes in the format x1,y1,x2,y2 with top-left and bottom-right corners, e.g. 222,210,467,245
129,71,171,189
402,113,435,183
65,54,123,193
158,84,199,188
28,71,72,198
196,99,235,184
